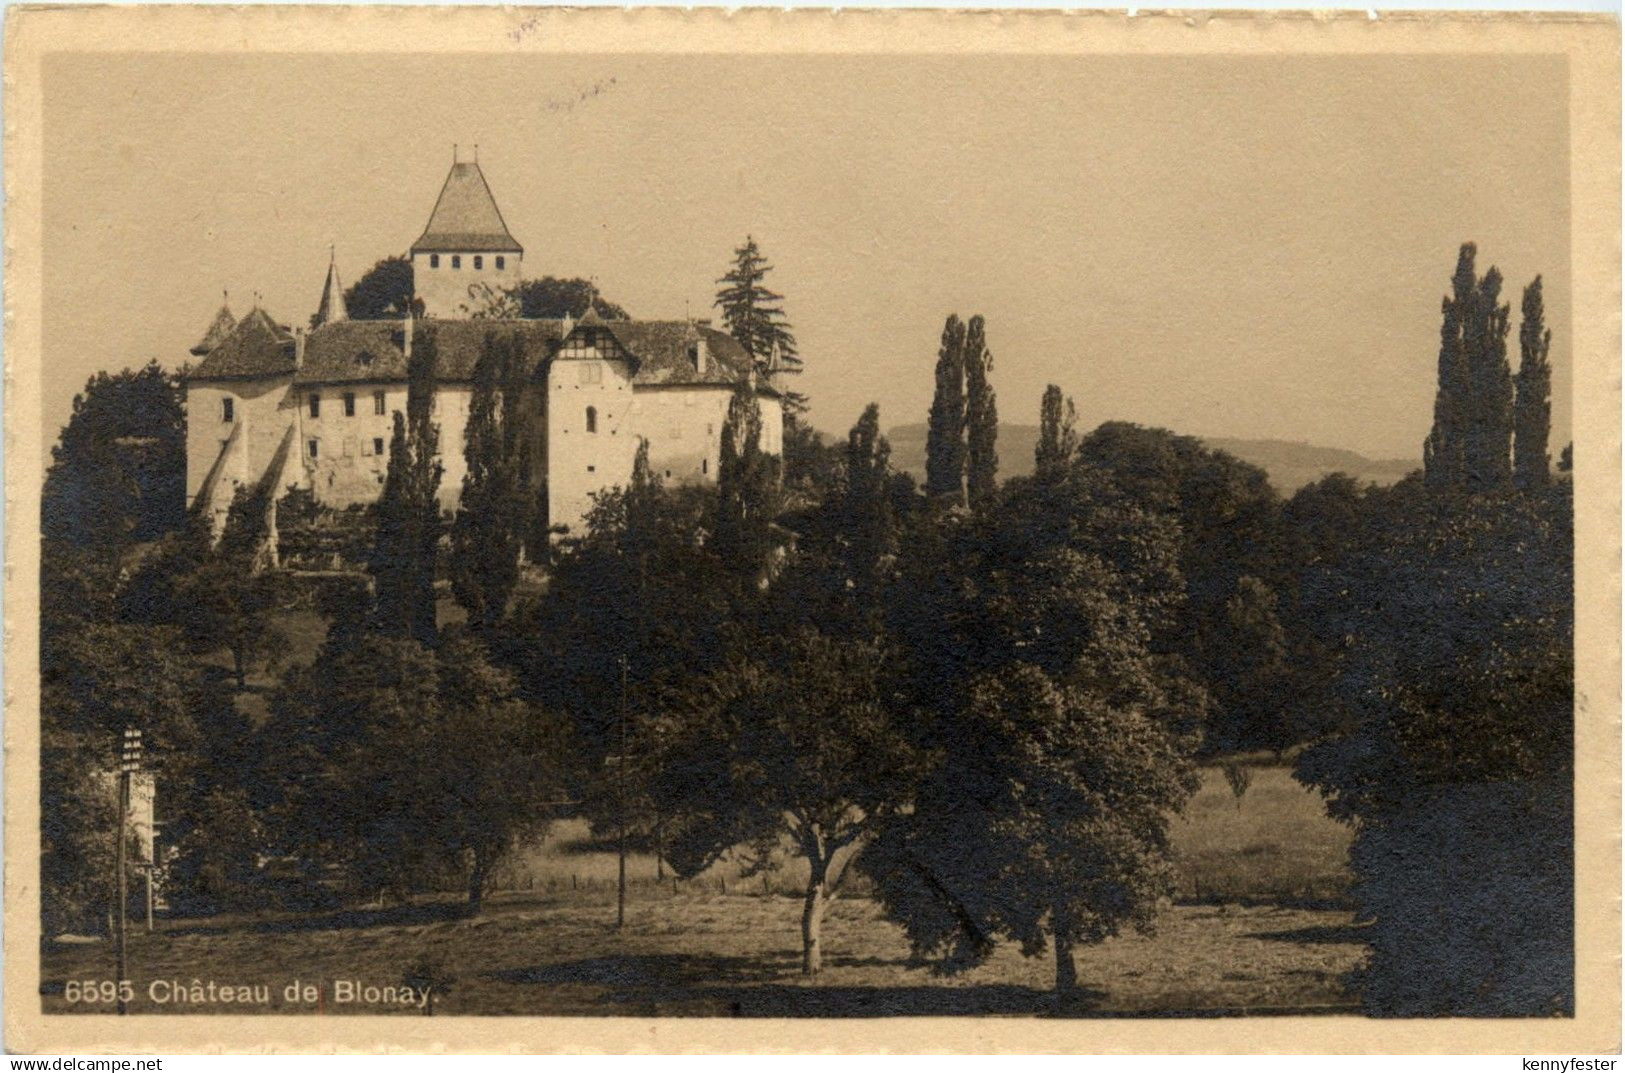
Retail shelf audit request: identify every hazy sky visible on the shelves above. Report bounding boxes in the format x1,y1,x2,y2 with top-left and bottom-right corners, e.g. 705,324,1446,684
43,51,1570,459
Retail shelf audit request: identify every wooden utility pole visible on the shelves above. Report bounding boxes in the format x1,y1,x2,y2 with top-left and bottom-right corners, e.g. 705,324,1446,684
616,653,628,930
114,726,141,1016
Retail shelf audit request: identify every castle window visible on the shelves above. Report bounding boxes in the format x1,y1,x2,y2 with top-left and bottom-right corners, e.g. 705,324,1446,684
373,390,386,415
343,392,356,417
587,465,596,473
495,256,505,270
307,439,319,459
451,255,461,269
702,458,708,475
687,343,700,369
586,406,598,433
473,255,483,270
221,397,234,422
308,393,320,418
430,254,440,269
373,437,385,456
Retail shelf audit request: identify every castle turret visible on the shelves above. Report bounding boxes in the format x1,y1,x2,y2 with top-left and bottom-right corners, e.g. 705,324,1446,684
410,151,523,319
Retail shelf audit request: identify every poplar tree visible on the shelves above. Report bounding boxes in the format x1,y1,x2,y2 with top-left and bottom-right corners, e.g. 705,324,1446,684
451,331,532,633
1035,383,1079,482
1424,244,1515,493
713,387,782,578
924,315,968,503
963,315,999,511
370,324,442,646
843,403,897,592
1515,276,1553,490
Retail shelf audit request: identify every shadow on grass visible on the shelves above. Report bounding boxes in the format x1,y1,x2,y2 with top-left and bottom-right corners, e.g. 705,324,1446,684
490,953,1105,1017
1252,922,1371,945
161,900,468,939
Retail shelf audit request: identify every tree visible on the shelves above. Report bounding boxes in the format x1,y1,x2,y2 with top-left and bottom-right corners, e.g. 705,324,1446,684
43,361,187,549
841,404,898,595
1515,276,1553,489
652,630,917,975
1035,384,1079,483
1199,576,1292,754
963,315,999,511
871,468,1202,1001
513,277,629,320
715,236,803,411
1295,482,1573,1014
451,331,532,632
260,630,564,911
924,315,968,502
343,256,418,320
1424,244,1515,493
369,324,442,645
712,388,783,581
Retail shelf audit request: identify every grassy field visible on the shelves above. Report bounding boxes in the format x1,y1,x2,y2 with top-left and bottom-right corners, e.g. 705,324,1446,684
43,759,1364,1016
43,894,1361,1017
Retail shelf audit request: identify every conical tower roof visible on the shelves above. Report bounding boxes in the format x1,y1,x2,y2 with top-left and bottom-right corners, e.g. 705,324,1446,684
314,254,348,326
410,161,522,254
191,300,237,356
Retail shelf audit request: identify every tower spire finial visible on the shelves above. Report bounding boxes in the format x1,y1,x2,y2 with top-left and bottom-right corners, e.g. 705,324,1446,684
453,142,458,164
474,143,479,163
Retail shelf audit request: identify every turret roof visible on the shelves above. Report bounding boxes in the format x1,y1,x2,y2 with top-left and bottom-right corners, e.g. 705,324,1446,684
187,307,295,381
314,257,348,326
410,162,523,255
190,303,238,356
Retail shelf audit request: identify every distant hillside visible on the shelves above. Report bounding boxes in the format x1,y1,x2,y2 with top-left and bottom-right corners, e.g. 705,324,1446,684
883,423,1417,496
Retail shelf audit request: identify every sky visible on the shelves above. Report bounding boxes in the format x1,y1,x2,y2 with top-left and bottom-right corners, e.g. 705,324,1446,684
42,51,1570,460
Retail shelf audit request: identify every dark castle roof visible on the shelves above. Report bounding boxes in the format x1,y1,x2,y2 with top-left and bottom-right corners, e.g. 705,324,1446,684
187,308,295,381
291,318,762,391
410,162,523,255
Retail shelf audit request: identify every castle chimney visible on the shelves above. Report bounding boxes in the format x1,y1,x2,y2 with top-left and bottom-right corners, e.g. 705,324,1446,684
403,305,413,363
294,326,306,368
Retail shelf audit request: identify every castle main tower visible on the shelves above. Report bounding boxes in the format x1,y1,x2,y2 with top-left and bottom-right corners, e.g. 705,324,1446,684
410,154,523,318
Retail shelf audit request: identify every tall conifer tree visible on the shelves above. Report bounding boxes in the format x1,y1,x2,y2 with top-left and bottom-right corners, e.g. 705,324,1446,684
925,315,968,503
1424,243,1516,493
963,315,999,512
370,323,442,645
1515,276,1553,489
715,236,803,413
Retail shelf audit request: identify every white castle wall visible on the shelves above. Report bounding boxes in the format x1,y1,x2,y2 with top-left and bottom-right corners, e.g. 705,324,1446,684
185,377,302,508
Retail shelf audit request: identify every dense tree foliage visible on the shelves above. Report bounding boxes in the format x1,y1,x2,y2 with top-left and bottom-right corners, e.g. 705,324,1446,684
343,256,418,320
715,236,803,412
259,629,565,910
44,361,187,548
1035,384,1079,482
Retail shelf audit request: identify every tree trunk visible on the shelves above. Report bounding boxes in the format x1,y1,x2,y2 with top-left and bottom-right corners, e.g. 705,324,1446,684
801,858,830,976
1053,908,1078,998
466,851,487,916
232,646,247,690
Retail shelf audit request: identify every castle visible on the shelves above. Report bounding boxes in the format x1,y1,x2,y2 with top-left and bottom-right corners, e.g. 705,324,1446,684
184,157,785,541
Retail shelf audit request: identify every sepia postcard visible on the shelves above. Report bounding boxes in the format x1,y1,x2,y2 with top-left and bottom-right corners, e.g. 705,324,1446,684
3,5,1620,1055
